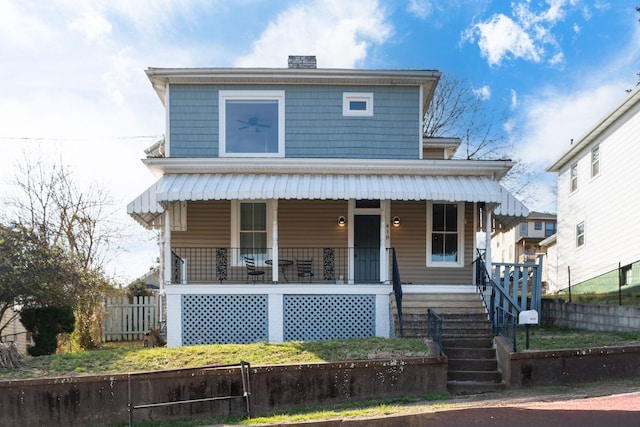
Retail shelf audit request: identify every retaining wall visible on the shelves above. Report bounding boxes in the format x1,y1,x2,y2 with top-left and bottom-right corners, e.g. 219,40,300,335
541,298,640,331
0,356,447,427
496,337,640,388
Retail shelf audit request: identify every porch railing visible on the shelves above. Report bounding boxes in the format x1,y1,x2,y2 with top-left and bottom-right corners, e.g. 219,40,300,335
391,248,403,337
169,247,395,284
473,250,543,351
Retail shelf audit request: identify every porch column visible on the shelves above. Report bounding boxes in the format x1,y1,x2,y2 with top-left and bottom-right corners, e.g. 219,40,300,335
380,200,390,283
484,209,493,275
271,200,279,282
163,209,172,286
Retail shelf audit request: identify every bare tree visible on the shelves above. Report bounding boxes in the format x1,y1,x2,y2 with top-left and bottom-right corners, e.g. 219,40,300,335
424,75,513,160
3,153,120,349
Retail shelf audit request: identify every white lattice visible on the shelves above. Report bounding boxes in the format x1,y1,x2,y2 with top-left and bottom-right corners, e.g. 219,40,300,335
182,294,268,344
283,295,375,341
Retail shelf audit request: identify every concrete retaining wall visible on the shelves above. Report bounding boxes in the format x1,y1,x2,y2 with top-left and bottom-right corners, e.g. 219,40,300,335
541,298,640,331
496,336,640,388
0,356,447,427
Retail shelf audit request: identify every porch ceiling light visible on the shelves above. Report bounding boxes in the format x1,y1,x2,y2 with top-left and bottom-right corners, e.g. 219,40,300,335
338,216,347,227
392,216,401,227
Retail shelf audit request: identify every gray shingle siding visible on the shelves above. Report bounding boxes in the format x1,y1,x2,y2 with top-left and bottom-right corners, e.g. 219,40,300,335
168,84,420,159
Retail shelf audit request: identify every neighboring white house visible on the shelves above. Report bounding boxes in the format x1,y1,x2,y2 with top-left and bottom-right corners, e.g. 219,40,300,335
491,211,557,293
546,85,640,293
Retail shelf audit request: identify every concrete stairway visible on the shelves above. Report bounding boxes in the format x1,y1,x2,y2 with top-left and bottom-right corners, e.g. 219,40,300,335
391,291,504,394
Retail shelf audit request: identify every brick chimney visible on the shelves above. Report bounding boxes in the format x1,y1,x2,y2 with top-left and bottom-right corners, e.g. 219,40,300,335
288,55,317,69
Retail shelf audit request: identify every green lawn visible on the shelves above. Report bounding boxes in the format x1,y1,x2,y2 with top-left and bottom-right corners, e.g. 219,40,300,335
516,326,640,351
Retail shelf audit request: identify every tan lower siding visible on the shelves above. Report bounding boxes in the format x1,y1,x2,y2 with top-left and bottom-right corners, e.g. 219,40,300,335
391,201,474,285
277,200,348,247
172,200,231,247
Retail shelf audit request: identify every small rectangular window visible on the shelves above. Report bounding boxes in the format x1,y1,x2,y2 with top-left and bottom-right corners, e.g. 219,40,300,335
576,222,585,247
534,221,542,230
520,223,528,237
591,145,600,177
343,92,373,116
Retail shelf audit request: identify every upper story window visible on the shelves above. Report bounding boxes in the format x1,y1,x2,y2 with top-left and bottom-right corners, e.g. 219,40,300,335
591,145,600,178
570,163,578,193
219,91,285,157
545,222,556,237
427,202,464,268
520,223,528,237
534,221,542,230
343,92,373,116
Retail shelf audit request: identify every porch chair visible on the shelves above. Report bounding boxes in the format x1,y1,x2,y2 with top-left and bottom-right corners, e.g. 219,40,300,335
296,259,314,283
244,256,265,282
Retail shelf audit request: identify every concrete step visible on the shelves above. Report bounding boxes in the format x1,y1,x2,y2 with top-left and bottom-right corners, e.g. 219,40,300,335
448,369,502,383
443,337,494,348
447,380,506,395
448,358,497,371
443,347,496,359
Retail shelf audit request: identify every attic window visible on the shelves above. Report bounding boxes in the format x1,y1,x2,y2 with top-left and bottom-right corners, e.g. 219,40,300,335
343,92,373,116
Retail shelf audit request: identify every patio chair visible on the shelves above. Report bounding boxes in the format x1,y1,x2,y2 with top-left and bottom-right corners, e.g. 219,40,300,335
244,256,265,282
296,259,314,282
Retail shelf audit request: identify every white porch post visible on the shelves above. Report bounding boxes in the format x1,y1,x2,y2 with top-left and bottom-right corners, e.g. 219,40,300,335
484,209,493,276
271,200,279,282
380,200,390,283
163,208,182,347
163,208,172,286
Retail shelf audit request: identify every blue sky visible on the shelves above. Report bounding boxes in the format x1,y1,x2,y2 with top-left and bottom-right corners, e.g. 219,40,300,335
1,0,639,282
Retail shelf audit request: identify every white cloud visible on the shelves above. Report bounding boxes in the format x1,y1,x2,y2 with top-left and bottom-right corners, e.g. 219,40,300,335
407,0,433,19
462,1,583,67
68,9,112,43
473,85,491,100
234,0,392,68
510,89,518,109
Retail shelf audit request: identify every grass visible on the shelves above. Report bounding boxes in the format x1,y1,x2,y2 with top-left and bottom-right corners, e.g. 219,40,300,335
551,283,640,305
516,326,640,351
0,337,431,381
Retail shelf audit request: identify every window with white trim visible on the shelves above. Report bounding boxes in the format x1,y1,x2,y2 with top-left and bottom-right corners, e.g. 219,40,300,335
576,221,585,247
343,92,373,116
219,91,285,157
427,202,464,267
231,201,270,263
570,163,578,193
591,145,600,178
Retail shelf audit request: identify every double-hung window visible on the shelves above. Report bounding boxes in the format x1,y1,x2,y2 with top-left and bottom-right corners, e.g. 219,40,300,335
231,201,270,263
576,221,585,247
427,202,464,267
591,145,600,178
570,163,578,193
219,91,285,157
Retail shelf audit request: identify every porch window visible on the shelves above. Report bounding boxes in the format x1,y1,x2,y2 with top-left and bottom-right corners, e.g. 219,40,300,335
576,221,585,247
219,90,285,157
427,202,464,267
240,202,267,258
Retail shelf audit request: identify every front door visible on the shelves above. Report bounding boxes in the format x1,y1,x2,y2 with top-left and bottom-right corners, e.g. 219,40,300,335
354,215,380,283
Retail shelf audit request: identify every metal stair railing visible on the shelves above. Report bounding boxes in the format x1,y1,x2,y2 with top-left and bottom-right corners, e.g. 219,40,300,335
391,248,404,338
427,308,443,356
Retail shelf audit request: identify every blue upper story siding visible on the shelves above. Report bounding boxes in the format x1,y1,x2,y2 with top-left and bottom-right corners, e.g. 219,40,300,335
168,84,421,159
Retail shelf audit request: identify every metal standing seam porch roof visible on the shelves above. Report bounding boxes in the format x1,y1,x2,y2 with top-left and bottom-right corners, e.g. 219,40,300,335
128,173,528,229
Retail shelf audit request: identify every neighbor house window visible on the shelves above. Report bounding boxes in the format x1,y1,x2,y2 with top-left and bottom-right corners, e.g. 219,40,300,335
591,145,600,178
520,223,528,237
219,91,285,157
545,222,556,237
534,221,542,230
576,221,585,247
343,92,373,116
570,163,578,193
427,202,464,267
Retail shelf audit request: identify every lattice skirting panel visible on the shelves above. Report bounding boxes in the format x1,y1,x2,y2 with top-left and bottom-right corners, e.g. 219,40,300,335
182,294,268,344
283,295,376,341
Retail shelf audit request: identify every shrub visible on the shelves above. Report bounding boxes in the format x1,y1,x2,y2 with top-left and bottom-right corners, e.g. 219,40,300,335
20,306,75,356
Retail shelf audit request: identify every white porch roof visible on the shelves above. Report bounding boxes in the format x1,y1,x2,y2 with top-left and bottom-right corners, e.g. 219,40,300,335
128,173,528,228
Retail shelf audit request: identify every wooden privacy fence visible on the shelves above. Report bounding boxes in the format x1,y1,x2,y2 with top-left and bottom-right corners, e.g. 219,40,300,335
103,296,158,342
